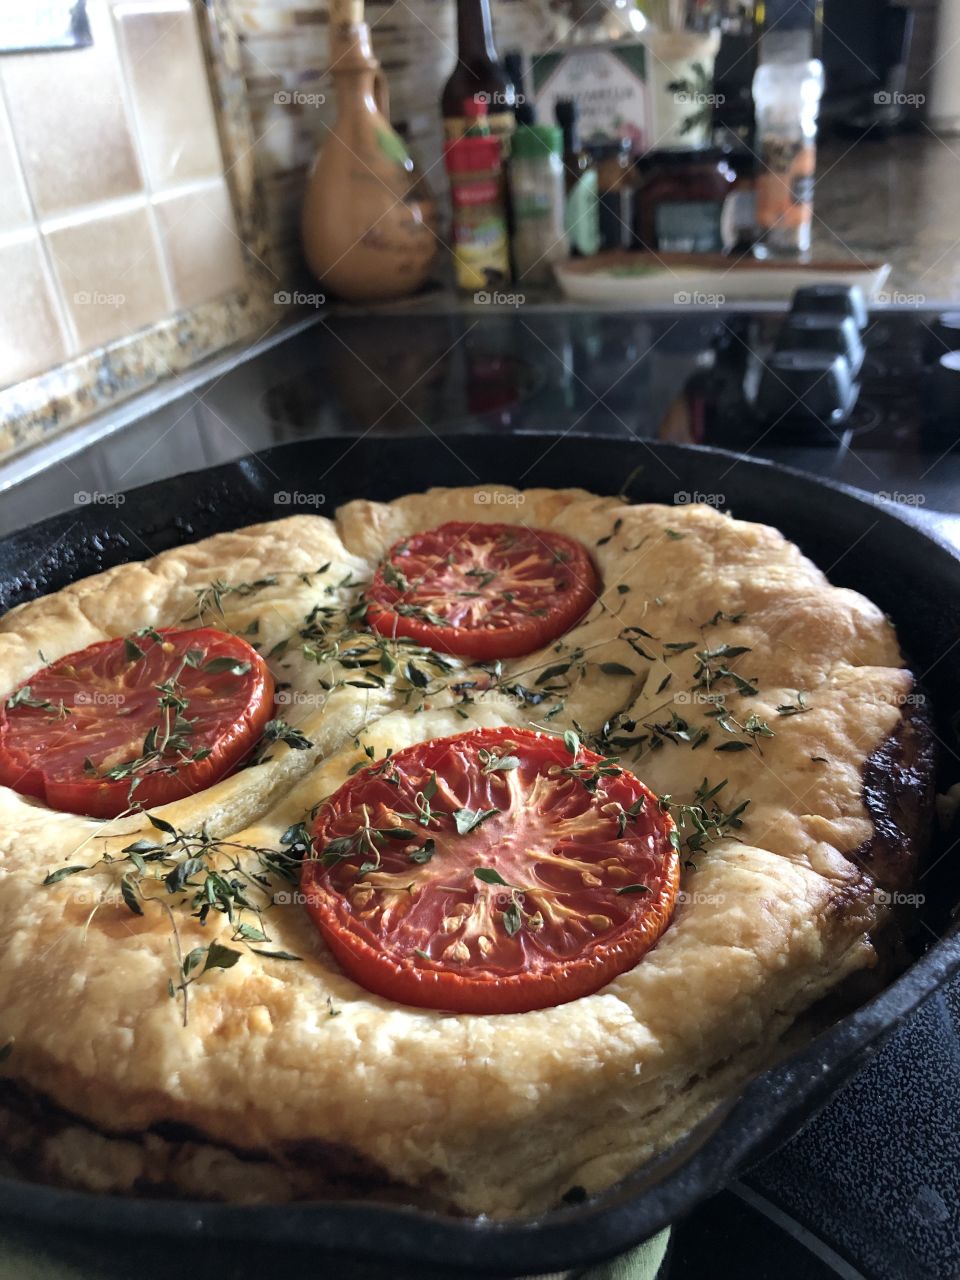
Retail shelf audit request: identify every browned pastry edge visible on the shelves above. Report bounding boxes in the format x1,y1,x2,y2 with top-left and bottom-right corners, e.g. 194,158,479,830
0,1076,437,1208
851,678,937,893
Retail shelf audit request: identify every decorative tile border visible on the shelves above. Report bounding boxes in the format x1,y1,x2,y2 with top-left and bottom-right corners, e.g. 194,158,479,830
0,285,277,455
0,0,278,463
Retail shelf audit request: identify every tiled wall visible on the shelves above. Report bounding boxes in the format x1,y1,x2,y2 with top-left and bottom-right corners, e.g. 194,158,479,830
0,0,250,392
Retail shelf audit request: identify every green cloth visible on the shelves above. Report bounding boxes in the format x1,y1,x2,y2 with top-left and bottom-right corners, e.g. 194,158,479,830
528,1226,671,1280
579,1226,670,1279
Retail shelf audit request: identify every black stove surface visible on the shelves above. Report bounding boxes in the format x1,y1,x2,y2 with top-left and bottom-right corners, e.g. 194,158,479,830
1,305,959,1280
4,306,960,536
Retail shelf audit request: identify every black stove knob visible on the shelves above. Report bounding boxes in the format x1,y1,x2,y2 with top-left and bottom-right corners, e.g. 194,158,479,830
754,351,859,428
924,311,960,364
776,312,865,374
790,283,868,331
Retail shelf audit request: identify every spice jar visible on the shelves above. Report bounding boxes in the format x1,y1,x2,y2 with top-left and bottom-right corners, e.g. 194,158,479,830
509,124,567,287
444,132,511,291
634,149,736,254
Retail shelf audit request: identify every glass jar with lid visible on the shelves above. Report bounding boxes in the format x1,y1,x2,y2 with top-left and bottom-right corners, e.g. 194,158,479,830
634,149,737,254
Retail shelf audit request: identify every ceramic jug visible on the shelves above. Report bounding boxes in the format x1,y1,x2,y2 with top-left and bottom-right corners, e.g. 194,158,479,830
301,0,438,301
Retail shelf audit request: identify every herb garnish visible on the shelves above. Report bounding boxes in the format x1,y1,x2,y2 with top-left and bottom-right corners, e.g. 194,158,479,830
6,685,70,719
776,692,811,716
43,813,309,1024
658,778,749,856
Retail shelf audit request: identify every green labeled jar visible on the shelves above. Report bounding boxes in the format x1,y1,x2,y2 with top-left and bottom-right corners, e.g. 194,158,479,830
510,125,568,287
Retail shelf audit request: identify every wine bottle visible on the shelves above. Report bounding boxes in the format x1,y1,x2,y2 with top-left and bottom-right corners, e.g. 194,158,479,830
441,0,516,148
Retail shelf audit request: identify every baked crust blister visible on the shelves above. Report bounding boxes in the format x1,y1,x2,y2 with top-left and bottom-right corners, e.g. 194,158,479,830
0,487,934,1216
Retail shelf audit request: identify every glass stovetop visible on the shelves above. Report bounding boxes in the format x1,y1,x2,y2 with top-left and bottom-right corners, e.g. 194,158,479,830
3,306,960,537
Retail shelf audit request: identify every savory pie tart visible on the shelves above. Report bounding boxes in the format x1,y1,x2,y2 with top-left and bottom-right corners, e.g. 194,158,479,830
0,485,934,1217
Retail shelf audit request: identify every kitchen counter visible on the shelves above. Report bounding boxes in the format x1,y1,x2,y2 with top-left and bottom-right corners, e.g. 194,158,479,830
0,129,954,480
812,131,960,301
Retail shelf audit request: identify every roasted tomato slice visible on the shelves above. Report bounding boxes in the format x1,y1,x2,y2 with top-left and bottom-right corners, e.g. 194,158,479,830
366,521,600,659
302,726,678,1014
0,628,275,818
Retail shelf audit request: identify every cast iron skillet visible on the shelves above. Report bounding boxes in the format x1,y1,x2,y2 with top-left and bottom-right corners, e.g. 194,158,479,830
1,435,959,1279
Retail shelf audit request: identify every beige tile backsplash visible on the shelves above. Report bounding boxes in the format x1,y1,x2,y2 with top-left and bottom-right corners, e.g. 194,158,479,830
0,107,32,232
154,180,247,310
114,1,224,189
0,233,69,387
0,0,251,393
1,4,143,218
45,203,171,349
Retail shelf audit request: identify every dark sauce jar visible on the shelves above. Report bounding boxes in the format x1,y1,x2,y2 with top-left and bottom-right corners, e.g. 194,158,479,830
634,149,736,253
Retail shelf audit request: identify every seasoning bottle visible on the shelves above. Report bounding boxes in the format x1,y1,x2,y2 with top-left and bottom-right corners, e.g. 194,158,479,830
444,130,511,291
442,0,515,149
554,98,600,257
752,34,823,258
510,124,567,287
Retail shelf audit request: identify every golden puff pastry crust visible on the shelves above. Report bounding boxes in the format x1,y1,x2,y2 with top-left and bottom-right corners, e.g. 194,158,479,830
0,487,934,1217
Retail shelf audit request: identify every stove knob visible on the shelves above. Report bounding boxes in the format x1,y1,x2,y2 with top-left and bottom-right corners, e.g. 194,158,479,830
926,350,960,424
754,351,859,428
790,283,868,331
924,311,960,364
776,312,865,375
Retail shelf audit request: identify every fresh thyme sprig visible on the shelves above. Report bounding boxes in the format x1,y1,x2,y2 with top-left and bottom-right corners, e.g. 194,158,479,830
658,778,749,861
42,813,310,1024
5,686,71,719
